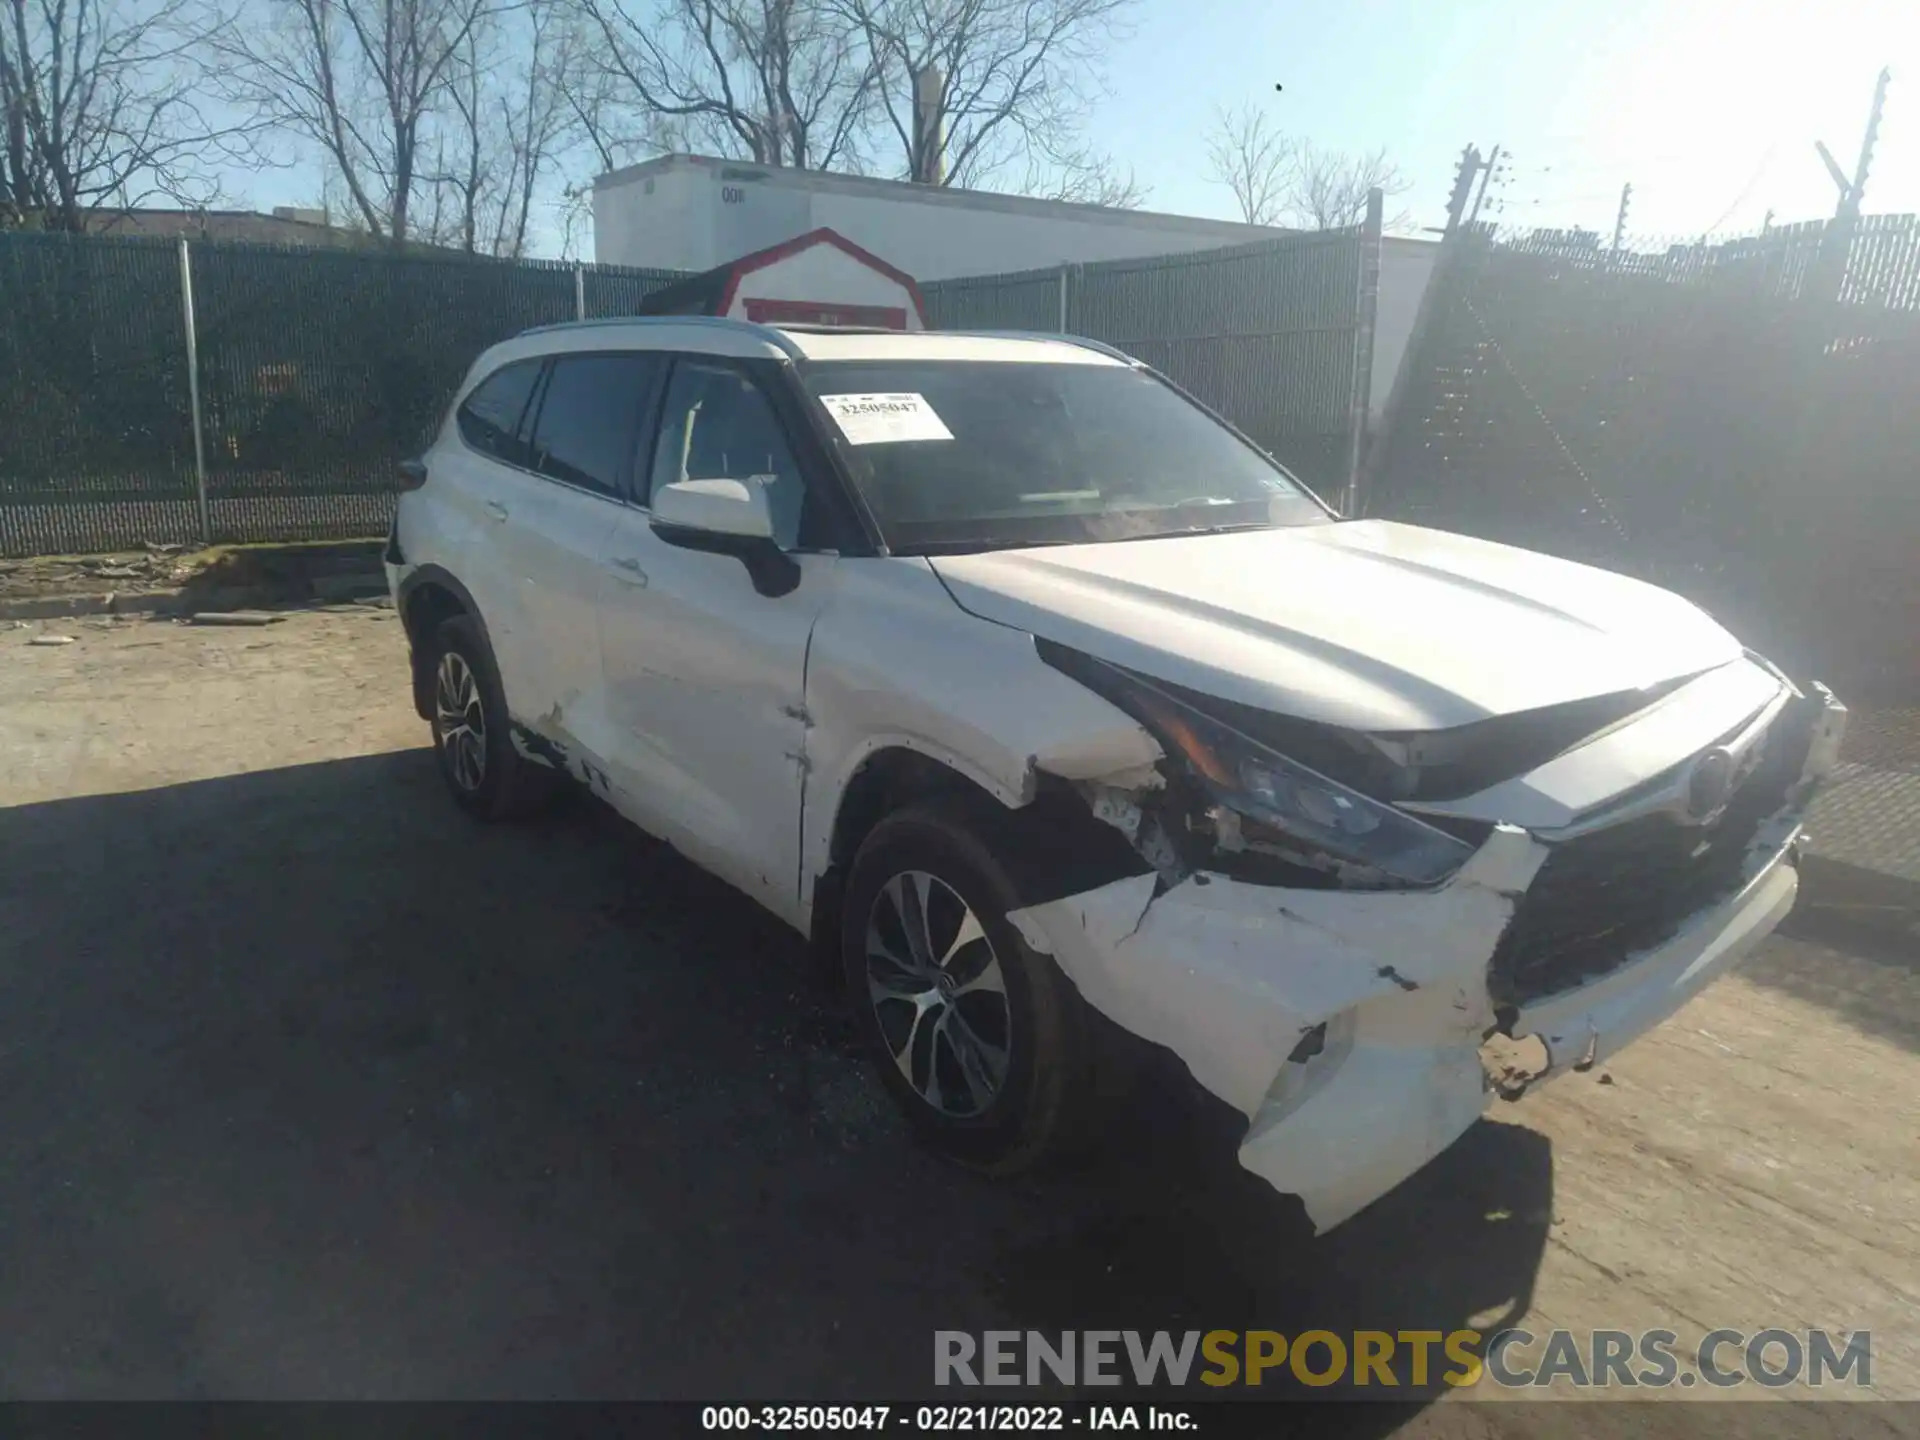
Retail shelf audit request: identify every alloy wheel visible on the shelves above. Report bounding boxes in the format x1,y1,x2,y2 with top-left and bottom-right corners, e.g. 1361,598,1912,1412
864,870,1011,1118
434,650,487,793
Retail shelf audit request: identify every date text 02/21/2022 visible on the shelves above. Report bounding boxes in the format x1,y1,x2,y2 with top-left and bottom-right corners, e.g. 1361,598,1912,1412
699,1405,1196,1431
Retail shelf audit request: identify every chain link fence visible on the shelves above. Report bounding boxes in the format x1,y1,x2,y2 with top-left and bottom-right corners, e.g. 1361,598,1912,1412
2,223,1378,556
1367,214,1920,700
0,233,683,557
0,234,199,555
922,227,1378,500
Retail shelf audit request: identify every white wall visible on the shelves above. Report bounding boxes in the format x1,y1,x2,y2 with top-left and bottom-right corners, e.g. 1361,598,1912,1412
595,157,1290,280
593,164,707,270
1371,239,1440,422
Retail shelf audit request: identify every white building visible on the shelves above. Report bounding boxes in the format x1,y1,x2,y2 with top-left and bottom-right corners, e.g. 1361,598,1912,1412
592,154,1302,279
593,154,1439,420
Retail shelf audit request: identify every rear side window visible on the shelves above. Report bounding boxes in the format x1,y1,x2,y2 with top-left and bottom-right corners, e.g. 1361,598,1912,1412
529,353,664,497
456,360,542,466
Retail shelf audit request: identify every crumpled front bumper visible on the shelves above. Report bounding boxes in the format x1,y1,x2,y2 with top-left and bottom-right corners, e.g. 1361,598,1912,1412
1005,687,1845,1235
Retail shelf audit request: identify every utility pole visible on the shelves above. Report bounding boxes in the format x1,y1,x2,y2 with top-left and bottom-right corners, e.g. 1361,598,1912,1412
1811,67,1890,304
1816,66,1891,218
1442,145,1484,236
1611,182,1633,251
1467,145,1502,226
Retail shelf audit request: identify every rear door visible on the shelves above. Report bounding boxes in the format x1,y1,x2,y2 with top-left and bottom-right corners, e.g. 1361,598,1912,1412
437,356,547,710
595,356,839,920
500,350,667,763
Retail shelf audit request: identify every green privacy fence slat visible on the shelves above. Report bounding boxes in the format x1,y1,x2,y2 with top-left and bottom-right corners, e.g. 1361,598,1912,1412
1367,217,1920,697
0,233,685,556
919,229,1370,497
919,266,1062,331
1,225,1366,556
0,233,198,553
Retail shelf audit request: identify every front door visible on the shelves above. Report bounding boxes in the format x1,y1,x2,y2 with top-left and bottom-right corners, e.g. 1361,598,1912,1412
596,357,838,921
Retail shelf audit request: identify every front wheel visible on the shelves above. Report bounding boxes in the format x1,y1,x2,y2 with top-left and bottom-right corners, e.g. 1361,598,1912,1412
841,801,1095,1172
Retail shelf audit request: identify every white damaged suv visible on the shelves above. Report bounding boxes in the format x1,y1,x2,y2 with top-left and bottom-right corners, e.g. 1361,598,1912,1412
386,317,1847,1232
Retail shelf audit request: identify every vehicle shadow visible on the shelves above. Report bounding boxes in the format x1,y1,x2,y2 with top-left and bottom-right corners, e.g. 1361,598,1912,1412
0,748,1547,1422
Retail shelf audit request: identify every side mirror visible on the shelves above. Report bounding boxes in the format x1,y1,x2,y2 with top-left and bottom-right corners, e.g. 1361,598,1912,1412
650,477,774,539
649,477,799,598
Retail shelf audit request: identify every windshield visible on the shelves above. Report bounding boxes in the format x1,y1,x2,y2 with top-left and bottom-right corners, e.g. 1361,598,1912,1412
799,359,1332,554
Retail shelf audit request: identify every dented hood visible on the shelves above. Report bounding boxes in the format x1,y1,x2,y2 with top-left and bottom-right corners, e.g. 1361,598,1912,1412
928,519,1742,732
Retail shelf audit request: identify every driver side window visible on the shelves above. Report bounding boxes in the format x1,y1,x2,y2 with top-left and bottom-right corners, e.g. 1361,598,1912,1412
648,359,805,548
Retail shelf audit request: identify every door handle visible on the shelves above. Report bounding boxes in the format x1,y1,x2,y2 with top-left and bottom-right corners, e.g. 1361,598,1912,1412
484,501,509,522
608,556,648,587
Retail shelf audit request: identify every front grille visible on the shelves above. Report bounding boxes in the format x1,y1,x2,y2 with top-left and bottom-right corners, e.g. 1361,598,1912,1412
1489,700,1815,1006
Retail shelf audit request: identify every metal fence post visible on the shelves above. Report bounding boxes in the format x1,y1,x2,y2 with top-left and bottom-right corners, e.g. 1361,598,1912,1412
1341,188,1384,517
1058,263,1070,333
177,237,210,545
574,262,587,321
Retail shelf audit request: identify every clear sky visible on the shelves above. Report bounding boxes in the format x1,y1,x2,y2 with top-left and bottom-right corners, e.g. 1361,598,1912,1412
235,0,1916,254
1090,0,1917,240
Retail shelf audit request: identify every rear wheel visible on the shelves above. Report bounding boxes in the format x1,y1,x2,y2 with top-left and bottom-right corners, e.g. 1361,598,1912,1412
427,615,555,821
842,801,1094,1172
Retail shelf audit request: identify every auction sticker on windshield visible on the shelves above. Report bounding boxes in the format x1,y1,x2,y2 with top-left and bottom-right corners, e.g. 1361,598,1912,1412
820,393,955,445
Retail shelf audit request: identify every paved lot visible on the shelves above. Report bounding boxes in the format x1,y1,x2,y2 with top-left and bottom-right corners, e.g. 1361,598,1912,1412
1,610,1915,1434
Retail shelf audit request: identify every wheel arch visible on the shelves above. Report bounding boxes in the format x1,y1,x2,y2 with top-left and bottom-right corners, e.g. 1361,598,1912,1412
805,741,1147,984
397,565,491,719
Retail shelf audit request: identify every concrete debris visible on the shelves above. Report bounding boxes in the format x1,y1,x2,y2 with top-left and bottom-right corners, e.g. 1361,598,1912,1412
1480,1032,1552,1100
189,610,285,626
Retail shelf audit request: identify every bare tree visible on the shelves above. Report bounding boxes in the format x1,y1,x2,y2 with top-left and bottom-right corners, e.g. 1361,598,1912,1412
0,0,240,230
567,0,876,171
1203,101,1288,227
838,0,1136,194
1285,140,1408,231
215,0,495,246
429,0,575,256
1050,160,1144,208
1020,143,1142,207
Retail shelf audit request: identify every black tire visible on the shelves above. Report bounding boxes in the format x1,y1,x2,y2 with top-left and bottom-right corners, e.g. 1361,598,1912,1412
426,615,555,821
841,799,1094,1173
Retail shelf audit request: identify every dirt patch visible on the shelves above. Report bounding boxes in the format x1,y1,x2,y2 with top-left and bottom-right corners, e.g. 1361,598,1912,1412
0,539,385,610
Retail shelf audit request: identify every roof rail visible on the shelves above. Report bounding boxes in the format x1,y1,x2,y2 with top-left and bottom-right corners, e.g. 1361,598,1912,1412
938,329,1138,364
766,322,911,336
515,313,805,359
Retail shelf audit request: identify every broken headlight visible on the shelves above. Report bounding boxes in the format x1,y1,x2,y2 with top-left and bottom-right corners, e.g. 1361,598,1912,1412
1115,672,1476,887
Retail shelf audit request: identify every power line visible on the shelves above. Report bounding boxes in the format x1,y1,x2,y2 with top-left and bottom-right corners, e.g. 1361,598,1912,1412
1701,144,1779,233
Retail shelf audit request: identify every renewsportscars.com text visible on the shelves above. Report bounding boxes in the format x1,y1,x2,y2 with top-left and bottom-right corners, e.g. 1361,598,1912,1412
934,1328,1872,1390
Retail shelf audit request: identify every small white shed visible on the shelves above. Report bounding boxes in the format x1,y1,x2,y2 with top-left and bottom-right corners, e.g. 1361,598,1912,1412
636,227,929,331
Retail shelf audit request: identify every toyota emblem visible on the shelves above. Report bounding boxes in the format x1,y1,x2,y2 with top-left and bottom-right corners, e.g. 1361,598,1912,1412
1685,747,1737,822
